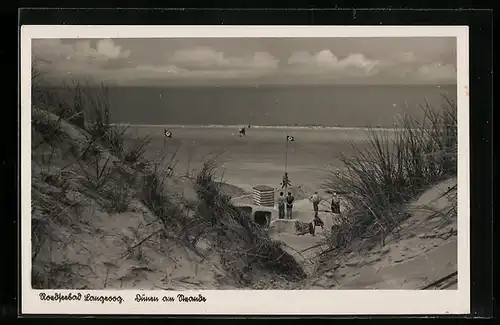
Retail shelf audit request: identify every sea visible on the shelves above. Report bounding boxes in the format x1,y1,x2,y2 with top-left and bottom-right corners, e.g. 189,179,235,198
40,84,458,192
57,84,457,128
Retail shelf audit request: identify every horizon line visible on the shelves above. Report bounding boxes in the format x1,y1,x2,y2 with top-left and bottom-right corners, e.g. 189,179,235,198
112,123,404,131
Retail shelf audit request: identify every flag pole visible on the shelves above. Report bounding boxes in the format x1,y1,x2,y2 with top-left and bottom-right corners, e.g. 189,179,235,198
285,133,289,174
163,127,167,153
284,133,289,195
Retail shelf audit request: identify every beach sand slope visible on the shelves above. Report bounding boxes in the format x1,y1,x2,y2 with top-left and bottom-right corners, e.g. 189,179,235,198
300,178,458,290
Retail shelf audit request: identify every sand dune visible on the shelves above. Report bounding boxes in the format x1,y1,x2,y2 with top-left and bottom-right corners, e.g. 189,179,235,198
33,112,457,291
300,178,458,290
229,176,457,289
129,126,458,290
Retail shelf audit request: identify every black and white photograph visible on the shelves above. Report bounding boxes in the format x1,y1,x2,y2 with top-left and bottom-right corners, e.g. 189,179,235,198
21,25,470,315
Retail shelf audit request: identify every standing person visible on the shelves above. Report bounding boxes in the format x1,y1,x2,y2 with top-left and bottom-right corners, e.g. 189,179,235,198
309,191,321,214
313,210,325,229
286,192,295,219
331,192,341,215
277,192,286,219
308,221,315,236
281,173,290,189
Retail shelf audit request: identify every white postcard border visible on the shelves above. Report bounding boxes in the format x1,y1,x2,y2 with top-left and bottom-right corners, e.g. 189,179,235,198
20,25,470,315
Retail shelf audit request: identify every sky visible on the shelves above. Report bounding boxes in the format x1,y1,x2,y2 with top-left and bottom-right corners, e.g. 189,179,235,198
32,37,457,86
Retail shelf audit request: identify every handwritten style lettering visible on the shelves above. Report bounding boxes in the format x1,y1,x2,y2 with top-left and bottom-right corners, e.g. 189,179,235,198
177,294,207,303
162,296,175,302
39,292,82,302
38,292,206,304
39,292,124,304
83,294,124,304
134,294,159,302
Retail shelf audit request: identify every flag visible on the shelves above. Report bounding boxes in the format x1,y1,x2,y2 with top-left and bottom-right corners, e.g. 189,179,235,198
286,135,295,142
164,130,172,138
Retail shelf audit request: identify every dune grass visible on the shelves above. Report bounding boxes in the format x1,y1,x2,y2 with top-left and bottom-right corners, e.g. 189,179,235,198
31,66,177,287
322,95,458,250
139,145,190,233
188,156,307,284
31,64,458,288
30,64,306,288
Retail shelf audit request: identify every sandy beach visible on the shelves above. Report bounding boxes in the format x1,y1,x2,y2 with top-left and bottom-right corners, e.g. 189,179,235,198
124,125,377,193
122,125,458,288
31,111,458,291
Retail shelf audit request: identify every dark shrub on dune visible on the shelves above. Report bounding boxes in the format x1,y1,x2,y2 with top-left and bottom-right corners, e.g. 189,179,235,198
31,63,185,288
236,206,253,217
192,157,307,283
31,62,306,288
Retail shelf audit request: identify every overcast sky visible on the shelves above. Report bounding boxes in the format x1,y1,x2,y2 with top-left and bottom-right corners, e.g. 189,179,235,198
32,37,457,86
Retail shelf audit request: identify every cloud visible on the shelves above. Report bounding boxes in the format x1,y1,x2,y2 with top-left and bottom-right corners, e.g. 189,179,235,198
287,50,379,78
169,46,279,71
390,52,419,64
380,52,456,82
416,63,456,81
102,64,276,85
32,39,133,82
33,39,131,64
33,41,280,84
32,40,456,85
286,49,456,83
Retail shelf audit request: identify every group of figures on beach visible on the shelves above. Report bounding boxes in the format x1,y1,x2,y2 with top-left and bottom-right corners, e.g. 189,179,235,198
276,189,342,236
276,191,296,220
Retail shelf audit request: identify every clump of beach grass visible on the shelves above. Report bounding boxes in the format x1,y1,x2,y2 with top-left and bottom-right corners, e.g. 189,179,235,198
33,63,130,160
188,155,307,285
31,64,157,287
31,61,306,289
123,134,152,167
322,95,457,251
32,61,199,289
139,145,187,232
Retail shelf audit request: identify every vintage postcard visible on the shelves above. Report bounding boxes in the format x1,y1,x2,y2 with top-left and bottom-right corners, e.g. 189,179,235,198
20,25,470,315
